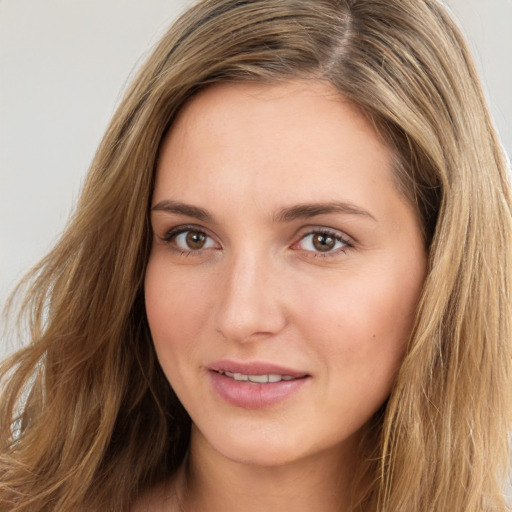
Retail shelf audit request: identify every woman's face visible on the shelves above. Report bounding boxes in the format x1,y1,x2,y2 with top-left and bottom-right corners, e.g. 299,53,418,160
145,80,427,467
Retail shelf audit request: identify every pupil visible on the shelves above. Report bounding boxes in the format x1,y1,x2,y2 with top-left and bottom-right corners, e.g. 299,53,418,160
186,231,206,249
313,234,335,252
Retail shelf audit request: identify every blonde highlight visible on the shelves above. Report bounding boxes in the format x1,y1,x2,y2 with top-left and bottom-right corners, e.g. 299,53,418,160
1,1,511,510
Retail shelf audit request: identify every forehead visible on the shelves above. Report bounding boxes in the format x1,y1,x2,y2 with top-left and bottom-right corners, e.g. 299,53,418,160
166,80,382,157
154,80,396,212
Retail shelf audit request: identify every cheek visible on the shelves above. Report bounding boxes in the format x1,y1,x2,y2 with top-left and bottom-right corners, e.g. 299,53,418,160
299,275,417,335
293,264,422,372
144,257,213,371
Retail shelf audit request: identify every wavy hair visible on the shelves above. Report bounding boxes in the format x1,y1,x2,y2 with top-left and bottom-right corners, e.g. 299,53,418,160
1,0,511,510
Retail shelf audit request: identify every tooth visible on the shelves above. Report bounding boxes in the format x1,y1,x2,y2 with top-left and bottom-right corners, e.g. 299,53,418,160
268,374,282,383
248,374,269,383
282,376,295,381
225,371,235,378
234,373,248,381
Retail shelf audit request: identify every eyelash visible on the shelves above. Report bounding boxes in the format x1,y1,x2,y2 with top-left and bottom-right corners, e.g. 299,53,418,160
159,225,354,258
294,228,353,258
160,225,217,256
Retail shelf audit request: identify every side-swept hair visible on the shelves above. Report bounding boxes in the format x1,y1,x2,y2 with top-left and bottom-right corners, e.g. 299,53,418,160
1,1,511,510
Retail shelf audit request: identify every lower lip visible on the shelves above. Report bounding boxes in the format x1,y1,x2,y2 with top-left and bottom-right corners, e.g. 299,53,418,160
208,371,309,409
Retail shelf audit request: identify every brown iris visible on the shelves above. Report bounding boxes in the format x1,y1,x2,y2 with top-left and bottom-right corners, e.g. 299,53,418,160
312,233,336,252
186,231,207,249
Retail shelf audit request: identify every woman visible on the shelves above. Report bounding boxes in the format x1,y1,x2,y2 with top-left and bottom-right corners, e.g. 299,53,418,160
1,0,511,511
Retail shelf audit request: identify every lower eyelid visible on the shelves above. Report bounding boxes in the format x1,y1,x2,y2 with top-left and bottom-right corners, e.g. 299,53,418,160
161,227,221,254
157,226,353,256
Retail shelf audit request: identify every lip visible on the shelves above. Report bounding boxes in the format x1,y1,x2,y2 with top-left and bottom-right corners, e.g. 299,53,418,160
207,359,310,409
208,360,309,378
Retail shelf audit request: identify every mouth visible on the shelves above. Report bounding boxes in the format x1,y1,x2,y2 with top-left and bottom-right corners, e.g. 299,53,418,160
213,370,306,384
208,364,310,409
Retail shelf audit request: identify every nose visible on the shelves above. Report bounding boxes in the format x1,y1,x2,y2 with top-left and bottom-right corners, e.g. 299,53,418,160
214,251,288,343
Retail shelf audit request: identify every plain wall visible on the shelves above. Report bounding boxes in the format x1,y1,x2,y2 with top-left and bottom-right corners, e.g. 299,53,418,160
448,0,512,156
1,0,511,357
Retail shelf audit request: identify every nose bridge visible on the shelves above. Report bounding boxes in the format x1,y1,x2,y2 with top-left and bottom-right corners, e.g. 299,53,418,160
215,246,286,343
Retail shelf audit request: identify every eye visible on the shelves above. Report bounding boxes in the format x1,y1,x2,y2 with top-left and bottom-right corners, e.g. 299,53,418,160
294,229,351,255
162,226,220,253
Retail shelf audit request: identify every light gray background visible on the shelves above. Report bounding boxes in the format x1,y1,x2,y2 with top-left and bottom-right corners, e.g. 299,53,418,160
1,0,511,357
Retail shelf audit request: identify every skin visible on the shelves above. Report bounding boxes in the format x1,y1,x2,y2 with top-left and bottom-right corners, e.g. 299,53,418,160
142,80,427,511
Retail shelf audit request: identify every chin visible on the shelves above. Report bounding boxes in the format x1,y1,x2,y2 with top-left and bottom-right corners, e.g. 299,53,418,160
225,443,303,468
193,421,341,469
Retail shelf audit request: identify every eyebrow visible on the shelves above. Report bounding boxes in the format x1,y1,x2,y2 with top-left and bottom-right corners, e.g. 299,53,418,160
273,201,377,223
151,199,376,223
151,200,212,221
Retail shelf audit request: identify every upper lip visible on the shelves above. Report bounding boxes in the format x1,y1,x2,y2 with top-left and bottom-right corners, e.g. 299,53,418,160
207,360,309,377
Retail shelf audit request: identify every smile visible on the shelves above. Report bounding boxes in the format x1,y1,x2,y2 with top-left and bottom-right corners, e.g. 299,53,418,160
217,370,299,383
208,364,310,409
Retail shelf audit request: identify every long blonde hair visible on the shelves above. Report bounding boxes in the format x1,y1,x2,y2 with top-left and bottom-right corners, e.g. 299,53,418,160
1,1,511,510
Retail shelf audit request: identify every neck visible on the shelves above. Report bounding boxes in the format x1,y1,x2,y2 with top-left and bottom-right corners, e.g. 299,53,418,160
176,427,361,512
